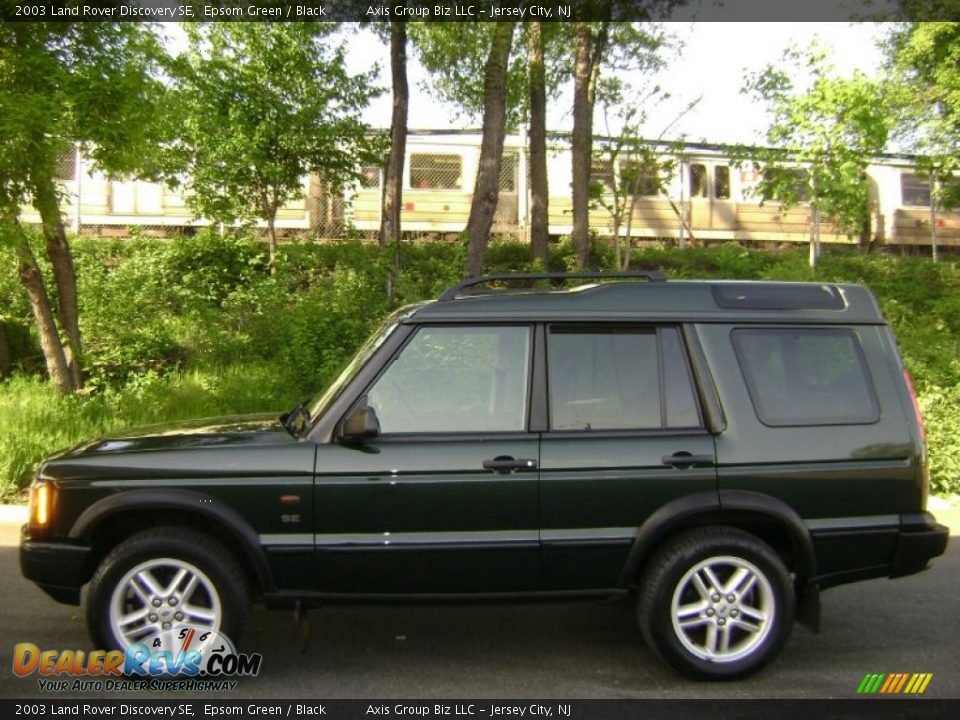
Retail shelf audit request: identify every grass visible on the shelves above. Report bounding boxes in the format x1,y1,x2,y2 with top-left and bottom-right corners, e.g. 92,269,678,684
0,364,304,501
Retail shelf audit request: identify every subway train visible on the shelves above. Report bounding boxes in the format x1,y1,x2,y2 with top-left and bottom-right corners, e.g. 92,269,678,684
25,130,959,249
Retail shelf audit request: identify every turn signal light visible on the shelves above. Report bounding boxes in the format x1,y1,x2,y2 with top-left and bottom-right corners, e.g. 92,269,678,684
29,482,52,527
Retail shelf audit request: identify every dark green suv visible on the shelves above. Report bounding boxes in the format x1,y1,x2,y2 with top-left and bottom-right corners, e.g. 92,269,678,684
21,272,949,679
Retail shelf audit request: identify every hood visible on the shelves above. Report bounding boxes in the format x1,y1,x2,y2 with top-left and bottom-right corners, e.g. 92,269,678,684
53,413,291,460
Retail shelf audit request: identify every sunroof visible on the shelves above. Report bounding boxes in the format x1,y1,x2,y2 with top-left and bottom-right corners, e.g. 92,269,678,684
711,284,845,310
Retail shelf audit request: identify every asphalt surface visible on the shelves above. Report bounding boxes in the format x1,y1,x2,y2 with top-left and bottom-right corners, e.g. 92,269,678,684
1,512,958,700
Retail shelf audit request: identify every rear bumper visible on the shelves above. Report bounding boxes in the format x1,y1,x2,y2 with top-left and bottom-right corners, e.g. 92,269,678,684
890,512,950,578
809,511,949,590
20,525,91,606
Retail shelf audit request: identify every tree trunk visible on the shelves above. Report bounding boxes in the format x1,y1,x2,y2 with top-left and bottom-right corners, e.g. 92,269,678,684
571,22,607,269
809,205,820,269
267,214,278,275
571,23,593,270
528,21,549,267
30,166,82,387
12,227,73,393
465,22,516,279
380,22,408,254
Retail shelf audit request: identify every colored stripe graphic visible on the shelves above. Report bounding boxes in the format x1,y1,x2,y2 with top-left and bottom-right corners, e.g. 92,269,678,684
857,673,885,693
857,673,932,694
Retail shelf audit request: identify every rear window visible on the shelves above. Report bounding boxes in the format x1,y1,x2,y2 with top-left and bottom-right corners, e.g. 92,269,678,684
732,328,879,426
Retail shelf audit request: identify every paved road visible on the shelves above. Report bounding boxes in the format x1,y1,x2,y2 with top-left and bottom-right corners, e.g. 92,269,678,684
1,515,958,700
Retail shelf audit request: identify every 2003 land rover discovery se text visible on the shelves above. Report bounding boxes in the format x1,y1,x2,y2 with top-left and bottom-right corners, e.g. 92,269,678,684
20,272,949,679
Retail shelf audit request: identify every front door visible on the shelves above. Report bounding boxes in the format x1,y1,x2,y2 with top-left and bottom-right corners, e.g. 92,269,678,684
313,324,540,593
539,324,717,589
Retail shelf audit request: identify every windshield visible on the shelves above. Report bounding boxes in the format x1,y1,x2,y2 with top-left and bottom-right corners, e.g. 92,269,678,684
307,317,401,424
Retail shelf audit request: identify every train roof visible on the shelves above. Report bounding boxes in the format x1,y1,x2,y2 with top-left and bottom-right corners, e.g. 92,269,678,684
400,127,928,166
405,276,886,325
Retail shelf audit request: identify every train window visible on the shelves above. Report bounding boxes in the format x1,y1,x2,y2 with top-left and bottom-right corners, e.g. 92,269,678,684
360,165,381,189
499,153,518,193
410,154,462,190
621,160,661,197
689,164,708,198
762,168,810,203
901,174,931,206
591,159,615,192
714,166,731,199
57,148,77,181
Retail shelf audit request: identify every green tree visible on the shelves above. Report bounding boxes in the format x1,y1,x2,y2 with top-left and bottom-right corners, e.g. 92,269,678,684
170,24,382,271
0,21,167,391
528,21,550,267
885,22,960,261
411,23,574,273
379,23,408,261
410,23,520,277
593,78,698,269
570,17,670,269
744,47,892,268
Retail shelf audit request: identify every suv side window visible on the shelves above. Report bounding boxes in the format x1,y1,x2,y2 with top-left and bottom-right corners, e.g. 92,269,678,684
366,325,531,434
732,327,880,426
547,325,701,431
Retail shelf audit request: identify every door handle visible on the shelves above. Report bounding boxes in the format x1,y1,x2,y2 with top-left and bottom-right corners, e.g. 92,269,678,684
483,456,538,473
661,452,715,467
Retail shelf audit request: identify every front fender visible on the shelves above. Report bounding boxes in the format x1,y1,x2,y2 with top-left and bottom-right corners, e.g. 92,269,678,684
69,488,275,591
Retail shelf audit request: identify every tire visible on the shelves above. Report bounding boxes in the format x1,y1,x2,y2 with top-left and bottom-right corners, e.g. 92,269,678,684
86,527,251,652
637,526,794,679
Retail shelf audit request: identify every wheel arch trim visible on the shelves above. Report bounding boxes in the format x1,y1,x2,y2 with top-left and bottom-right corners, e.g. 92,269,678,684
618,490,817,587
69,489,275,591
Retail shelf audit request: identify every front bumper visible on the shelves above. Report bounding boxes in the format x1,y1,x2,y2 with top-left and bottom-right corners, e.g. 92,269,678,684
890,512,950,578
20,525,92,606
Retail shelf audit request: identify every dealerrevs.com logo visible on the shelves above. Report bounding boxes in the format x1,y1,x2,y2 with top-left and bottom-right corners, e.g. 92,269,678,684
13,625,262,692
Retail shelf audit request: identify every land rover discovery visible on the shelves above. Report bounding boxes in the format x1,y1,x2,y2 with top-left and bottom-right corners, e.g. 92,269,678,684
20,272,949,678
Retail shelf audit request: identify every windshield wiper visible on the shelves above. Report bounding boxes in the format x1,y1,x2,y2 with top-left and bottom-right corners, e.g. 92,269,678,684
280,401,309,438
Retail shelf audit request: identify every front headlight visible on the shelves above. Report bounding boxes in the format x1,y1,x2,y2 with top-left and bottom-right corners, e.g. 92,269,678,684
28,481,53,528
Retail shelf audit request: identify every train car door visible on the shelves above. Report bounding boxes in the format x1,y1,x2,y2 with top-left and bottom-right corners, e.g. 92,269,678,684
711,164,737,231
687,162,711,230
687,163,737,233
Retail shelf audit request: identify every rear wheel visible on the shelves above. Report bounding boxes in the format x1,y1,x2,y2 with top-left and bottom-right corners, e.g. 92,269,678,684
86,527,250,652
638,526,794,679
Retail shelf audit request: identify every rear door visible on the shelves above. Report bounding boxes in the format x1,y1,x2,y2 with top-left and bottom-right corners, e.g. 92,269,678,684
539,324,717,589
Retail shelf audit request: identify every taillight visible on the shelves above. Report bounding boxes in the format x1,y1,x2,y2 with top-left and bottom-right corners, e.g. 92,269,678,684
903,370,926,443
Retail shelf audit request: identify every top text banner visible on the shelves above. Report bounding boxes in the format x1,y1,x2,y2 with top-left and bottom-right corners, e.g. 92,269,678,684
0,0,932,23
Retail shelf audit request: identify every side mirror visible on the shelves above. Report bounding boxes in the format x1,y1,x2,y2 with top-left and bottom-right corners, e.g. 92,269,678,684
339,405,380,444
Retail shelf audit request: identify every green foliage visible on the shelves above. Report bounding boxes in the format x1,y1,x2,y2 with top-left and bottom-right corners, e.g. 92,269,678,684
0,365,302,501
409,23,527,126
167,24,383,233
742,47,893,247
1,237,960,499
884,22,960,209
0,22,168,203
161,231,271,307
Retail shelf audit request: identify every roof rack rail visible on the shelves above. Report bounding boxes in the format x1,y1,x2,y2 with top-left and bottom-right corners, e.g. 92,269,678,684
438,271,667,302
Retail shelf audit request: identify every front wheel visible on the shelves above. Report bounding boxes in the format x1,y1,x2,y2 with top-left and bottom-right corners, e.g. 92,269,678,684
638,527,794,679
86,527,250,652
